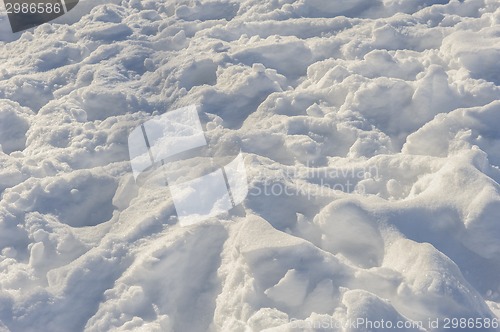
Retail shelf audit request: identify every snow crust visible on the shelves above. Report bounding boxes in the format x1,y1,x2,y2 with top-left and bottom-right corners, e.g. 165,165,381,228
1,0,500,331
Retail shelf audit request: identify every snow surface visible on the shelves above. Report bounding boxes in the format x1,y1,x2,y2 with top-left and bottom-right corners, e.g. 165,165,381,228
1,0,500,331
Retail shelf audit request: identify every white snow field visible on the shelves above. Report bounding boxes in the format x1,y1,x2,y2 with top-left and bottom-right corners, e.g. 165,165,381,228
1,0,500,331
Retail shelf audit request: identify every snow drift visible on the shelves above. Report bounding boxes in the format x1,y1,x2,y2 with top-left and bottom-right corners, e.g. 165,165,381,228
0,0,500,331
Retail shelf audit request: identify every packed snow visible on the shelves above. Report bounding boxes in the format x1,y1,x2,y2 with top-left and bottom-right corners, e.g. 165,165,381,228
0,0,500,331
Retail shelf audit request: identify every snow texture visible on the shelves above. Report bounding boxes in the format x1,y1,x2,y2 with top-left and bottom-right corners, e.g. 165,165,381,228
1,0,500,331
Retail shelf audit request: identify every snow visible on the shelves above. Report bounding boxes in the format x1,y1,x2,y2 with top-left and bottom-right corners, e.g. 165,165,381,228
1,0,500,331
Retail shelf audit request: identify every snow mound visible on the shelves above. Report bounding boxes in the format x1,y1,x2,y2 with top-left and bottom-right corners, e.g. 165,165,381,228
0,0,500,331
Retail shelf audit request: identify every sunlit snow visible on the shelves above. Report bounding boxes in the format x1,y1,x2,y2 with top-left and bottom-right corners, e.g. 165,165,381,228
0,0,500,331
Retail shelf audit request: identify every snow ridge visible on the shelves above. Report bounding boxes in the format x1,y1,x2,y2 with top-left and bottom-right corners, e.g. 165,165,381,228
0,0,500,331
